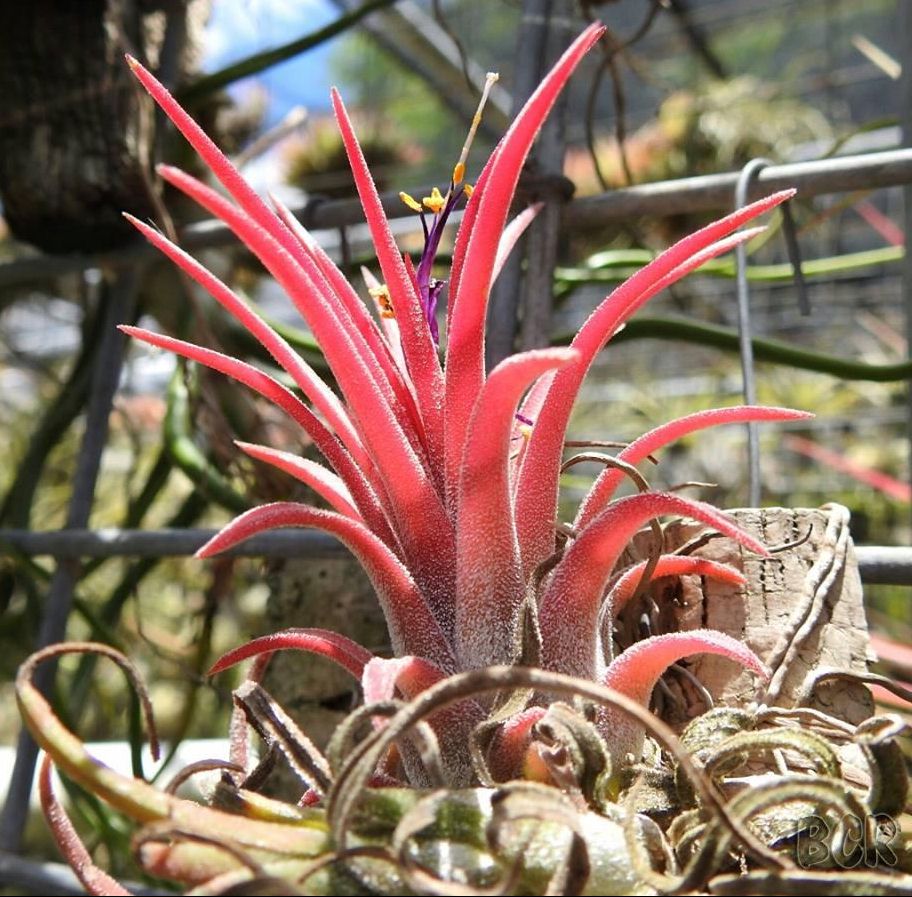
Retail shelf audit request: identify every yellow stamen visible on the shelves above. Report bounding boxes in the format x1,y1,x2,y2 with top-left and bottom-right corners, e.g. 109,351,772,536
369,284,395,319
453,72,499,186
422,187,446,214
463,183,474,198
399,191,423,213
519,424,533,440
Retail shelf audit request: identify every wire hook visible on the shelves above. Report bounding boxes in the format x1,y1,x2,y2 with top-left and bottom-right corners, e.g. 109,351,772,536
734,158,771,506
734,158,809,505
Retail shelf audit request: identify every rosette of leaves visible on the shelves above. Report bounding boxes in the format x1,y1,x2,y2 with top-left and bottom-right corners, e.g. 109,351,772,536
18,21,904,896
18,644,912,893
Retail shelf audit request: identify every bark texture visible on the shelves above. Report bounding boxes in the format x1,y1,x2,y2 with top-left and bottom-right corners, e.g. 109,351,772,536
616,504,873,729
0,1,204,252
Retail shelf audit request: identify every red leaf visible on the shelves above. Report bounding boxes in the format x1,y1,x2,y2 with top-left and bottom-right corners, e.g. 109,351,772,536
606,555,746,618
39,755,132,895
209,628,374,679
332,89,445,471
120,326,396,546
444,23,605,502
515,198,794,575
158,166,456,612
124,212,370,473
539,492,768,680
575,405,814,528
235,442,360,519
455,348,577,668
198,503,455,669
599,630,768,757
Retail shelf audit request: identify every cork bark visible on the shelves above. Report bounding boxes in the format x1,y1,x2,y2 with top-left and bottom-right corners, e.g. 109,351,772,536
615,504,873,729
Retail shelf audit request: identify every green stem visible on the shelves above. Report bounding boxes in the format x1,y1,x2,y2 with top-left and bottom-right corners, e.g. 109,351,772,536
82,448,174,580
0,306,102,527
165,363,250,513
68,490,209,717
555,245,902,289
600,316,912,382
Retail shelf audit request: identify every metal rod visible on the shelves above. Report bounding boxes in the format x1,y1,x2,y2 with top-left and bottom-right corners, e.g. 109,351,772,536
565,148,912,227
901,2,912,535
734,158,771,507
854,546,912,585
0,849,163,896
518,0,576,353
0,526,905,585
0,269,139,853
0,527,348,559
6,149,912,289
486,0,553,369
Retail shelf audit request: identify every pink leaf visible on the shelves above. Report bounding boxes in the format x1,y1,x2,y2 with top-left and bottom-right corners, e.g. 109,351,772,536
120,325,396,547
575,406,814,528
515,197,795,575
509,371,555,486
361,655,484,785
870,632,912,675
362,264,410,379
444,23,605,502
271,193,410,386
599,630,769,758
127,56,319,279
606,555,746,619
209,628,374,680
198,503,455,670
156,165,416,445
156,166,456,610
484,706,546,782
447,149,495,335
784,433,912,503
39,755,132,896
539,492,769,681
123,212,371,473
361,655,447,704
493,203,544,282
273,194,425,438
455,348,578,669
235,441,360,519
332,89,445,472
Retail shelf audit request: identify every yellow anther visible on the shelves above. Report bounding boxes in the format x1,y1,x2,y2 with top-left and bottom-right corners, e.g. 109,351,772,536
519,424,533,441
399,191,423,213
422,187,446,214
452,161,466,186
463,183,474,198
369,284,395,319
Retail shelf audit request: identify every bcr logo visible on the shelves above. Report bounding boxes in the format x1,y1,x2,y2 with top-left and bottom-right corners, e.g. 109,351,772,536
796,813,900,869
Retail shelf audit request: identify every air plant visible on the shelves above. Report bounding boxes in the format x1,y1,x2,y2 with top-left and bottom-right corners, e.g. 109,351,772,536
19,21,877,895
114,22,812,782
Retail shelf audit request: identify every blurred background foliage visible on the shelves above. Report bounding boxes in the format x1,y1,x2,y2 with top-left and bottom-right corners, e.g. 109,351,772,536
1,0,911,876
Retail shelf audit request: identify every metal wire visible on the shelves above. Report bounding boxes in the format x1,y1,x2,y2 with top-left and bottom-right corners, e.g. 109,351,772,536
0,526,902,584
5,148,912,290
0,269,139,853
734,158,771,507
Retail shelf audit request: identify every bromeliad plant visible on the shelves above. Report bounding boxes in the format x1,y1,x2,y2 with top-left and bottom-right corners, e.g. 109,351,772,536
24,21,889,894
117,22,811,782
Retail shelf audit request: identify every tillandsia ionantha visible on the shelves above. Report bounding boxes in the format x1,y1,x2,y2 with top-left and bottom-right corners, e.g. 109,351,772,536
23,19,889,892
113,22,814,786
